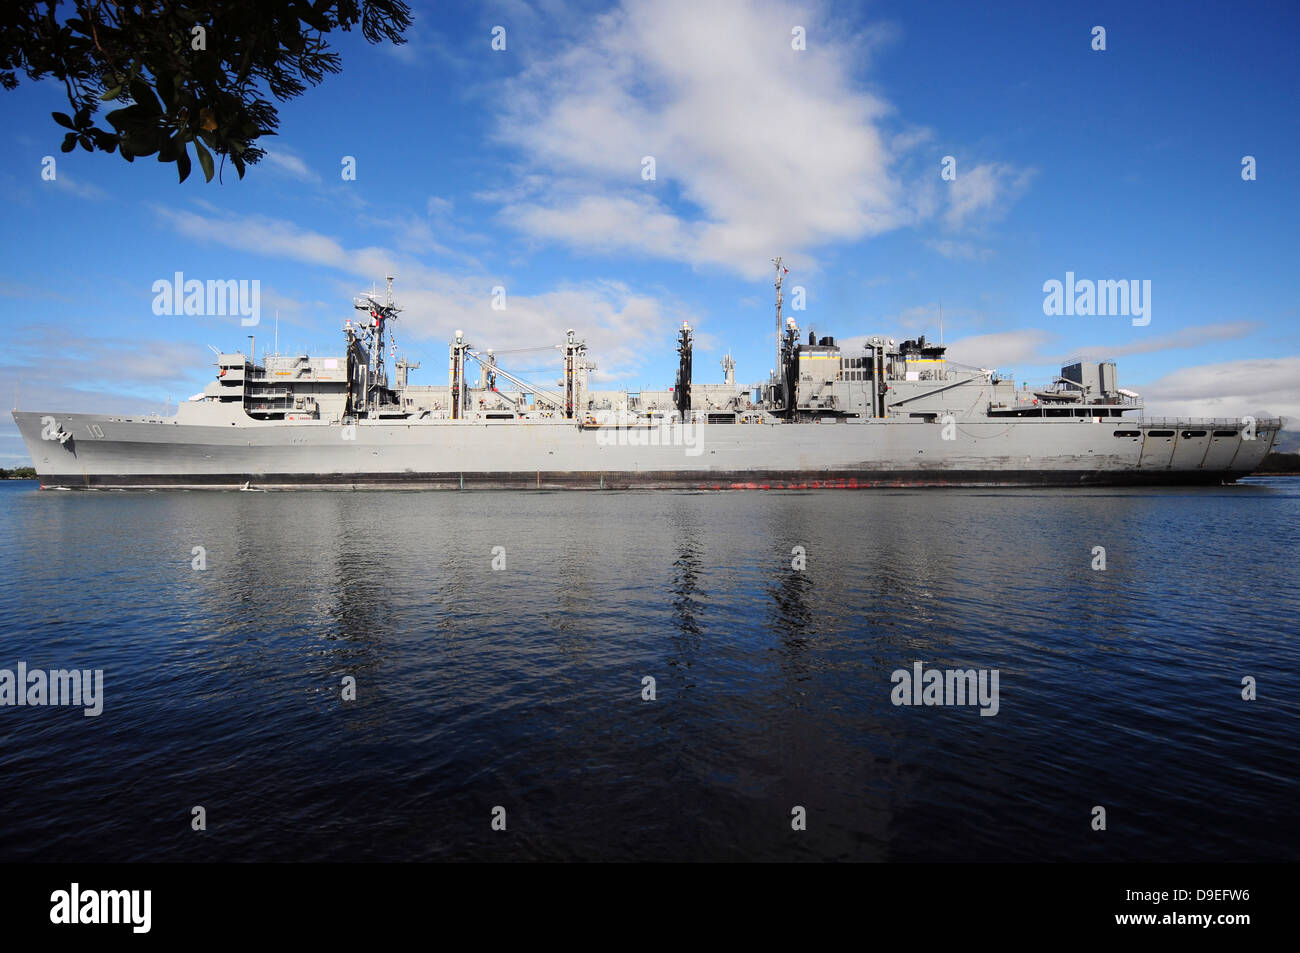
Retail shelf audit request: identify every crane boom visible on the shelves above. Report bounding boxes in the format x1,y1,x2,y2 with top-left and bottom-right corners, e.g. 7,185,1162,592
465,350,567,411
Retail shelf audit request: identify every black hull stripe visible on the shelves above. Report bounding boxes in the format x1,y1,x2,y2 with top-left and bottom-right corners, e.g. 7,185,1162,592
38,469,1244,489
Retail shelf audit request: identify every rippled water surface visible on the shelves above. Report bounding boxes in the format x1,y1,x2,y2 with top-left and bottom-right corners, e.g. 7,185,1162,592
1,479,1297,861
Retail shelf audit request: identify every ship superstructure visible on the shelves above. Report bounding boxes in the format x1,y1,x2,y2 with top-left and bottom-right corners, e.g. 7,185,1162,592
14,264,1283,489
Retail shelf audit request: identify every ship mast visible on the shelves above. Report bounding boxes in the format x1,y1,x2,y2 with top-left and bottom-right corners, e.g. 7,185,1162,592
674,321,693,418
771,257,784,390
351,275,402,414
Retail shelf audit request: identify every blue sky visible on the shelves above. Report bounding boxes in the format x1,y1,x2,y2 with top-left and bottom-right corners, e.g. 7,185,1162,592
2,0,1298,464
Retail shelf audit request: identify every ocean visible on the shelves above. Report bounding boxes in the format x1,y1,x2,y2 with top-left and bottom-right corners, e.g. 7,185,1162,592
1,479,1296,861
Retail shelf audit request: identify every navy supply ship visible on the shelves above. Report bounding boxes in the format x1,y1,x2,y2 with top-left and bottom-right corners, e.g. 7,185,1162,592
13,263,1283,489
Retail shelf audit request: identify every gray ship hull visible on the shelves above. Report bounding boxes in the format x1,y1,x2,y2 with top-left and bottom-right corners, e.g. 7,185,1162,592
14,410,1281,489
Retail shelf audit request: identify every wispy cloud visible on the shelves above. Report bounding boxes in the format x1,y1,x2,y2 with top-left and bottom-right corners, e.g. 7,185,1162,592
263,148,324,185
49,172,109,201
0,280,80,303
151,204,694,378
939,322,1259,372
1060,322,1258,363
8,333,203,389
943,162,1034,230
940,329,1054,369
0,333,213,463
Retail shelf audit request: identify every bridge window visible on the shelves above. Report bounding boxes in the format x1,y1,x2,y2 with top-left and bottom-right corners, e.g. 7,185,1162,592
1213,430,1237,437
1113,430,1140,437
1181,430,1207,438
1148,430,1175,437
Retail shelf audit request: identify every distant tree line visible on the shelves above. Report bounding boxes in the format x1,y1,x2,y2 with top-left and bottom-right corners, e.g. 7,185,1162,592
1258,452,1300,475
0,467,37,479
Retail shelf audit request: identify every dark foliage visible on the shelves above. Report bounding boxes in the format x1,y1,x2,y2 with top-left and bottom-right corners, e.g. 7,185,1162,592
0,0,410,182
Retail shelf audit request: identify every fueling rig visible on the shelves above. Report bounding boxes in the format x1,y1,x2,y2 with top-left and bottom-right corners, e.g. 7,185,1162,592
13,261,1283,488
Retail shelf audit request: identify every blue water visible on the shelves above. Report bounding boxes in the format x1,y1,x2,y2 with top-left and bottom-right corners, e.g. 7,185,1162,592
0,479,1296,861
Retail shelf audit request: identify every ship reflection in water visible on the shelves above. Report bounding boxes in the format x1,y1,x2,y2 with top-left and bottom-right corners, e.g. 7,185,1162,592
0,481,1297,861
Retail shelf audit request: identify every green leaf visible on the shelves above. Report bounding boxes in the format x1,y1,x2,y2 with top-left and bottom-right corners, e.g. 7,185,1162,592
105,104,148,130
52,112,75,130
175,141,192,183
121,130,160,158
60,133,76,153
100,85,123,101
128,79,162,115
193,139,214,182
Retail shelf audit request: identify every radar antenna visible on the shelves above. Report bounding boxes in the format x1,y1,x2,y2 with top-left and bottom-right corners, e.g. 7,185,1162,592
347,275,403,415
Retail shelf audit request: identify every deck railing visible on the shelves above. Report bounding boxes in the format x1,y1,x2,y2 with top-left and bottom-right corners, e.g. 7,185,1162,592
1139,416,1283,429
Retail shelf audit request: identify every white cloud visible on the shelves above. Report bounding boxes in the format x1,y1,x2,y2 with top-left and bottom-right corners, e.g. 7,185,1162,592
157,206,352,269
263,149,323,185
943,329,1054,369
0,280,79,303
9,334,202,389
355,210,486,271
50,172,108,201
0,336,207,464
152,206,692,379
943,162,1033,230
493,0,922,278
256,288,326,332
1060,322,1256,363
1139,357,1300,430
0,345,195,468
940,322,1258,370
